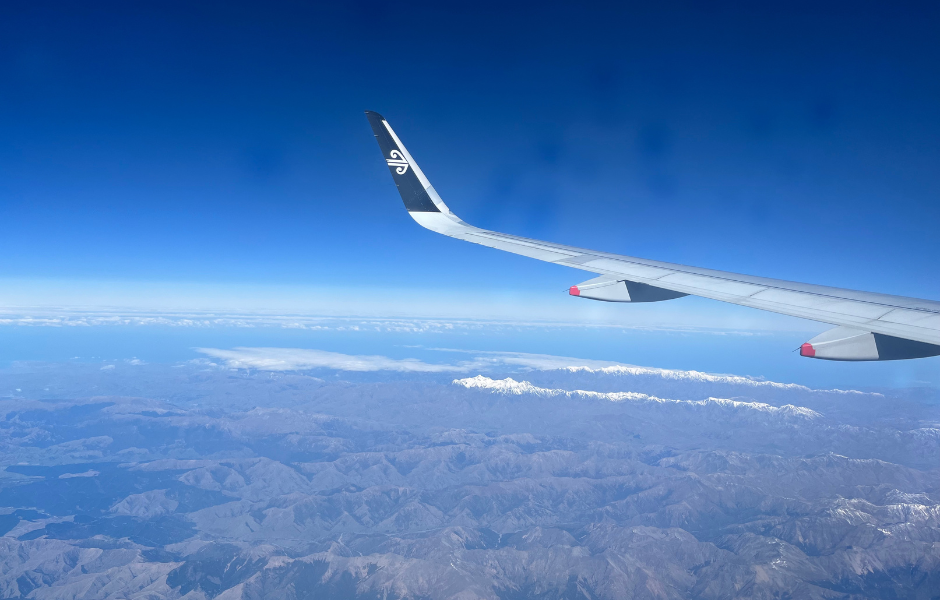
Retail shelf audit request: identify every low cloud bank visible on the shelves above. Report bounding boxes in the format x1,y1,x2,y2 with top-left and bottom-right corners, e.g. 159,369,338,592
195,347,626,374
196,347,464,373
195,347,870,396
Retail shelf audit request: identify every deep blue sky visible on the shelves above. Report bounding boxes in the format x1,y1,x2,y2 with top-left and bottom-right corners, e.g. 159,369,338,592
1,2,939,383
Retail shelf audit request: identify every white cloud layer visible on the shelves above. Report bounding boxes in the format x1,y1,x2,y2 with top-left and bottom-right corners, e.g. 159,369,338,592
196,347,466,372
0,310,786,338
0,278,816,334
196,347,640,374
195,347,871,395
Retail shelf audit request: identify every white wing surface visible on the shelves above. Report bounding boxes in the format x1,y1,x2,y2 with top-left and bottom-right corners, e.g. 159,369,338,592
365,111,940,361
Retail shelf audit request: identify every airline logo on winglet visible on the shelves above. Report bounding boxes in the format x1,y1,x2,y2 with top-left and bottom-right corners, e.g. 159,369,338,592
386,150,409,174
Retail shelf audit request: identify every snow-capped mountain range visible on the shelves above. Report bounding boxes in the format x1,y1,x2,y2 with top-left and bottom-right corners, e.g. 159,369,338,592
0,358,937,599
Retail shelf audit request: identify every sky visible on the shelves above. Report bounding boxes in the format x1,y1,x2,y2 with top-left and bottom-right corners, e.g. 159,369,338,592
1,1,939,387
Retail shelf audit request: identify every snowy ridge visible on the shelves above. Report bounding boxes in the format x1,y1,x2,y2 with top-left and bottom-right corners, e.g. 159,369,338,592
454,375,822,420
556,365,873,395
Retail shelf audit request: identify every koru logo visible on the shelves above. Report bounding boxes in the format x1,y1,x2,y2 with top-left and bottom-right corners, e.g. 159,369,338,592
386,150,409,174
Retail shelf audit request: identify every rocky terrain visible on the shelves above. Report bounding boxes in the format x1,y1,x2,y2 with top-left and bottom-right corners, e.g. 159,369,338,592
0,359,938,599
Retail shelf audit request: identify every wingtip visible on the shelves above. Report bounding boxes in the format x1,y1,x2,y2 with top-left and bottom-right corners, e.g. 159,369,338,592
364,110,385,120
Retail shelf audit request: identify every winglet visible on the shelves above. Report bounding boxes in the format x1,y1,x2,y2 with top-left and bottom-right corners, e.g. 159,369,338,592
365,111,444,214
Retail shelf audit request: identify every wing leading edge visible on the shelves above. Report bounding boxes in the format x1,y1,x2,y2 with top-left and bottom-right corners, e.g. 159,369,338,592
365,111,940,361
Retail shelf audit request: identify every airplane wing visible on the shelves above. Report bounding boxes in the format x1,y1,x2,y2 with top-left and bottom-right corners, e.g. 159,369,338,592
365,111,940,361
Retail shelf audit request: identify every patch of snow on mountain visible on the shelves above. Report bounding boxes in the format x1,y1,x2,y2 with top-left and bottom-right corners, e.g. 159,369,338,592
454,376,821,420
455,376,550,396
557,365,872,395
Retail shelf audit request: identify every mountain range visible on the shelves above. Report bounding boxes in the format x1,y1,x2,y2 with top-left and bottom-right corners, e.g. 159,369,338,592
0,358,938,599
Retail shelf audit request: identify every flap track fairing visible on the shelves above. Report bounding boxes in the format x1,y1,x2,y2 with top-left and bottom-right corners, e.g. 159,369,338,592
800,326,940,361
569,276,689,303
